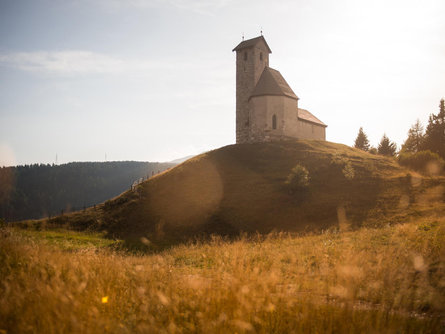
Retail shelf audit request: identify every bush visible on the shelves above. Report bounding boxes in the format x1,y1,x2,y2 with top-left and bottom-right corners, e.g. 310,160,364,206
368,147,378,155
285,164,310,192
398,150,445,175
342,163,355,180
331,154,355,180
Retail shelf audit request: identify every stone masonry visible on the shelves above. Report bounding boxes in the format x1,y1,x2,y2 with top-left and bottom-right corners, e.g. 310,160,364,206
233,36,271,143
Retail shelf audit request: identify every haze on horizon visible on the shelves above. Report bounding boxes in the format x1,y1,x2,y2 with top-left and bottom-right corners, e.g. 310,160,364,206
1,0,444,167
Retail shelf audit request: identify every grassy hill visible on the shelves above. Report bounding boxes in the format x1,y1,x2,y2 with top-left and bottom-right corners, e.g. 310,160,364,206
23,140,444,245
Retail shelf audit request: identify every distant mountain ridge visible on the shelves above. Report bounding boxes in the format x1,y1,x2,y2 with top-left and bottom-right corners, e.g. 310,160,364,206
0,161,176,221
169,155,196,164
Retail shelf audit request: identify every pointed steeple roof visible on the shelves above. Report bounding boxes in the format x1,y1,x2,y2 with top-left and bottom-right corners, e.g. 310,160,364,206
249,67,298,101
232,35,272,53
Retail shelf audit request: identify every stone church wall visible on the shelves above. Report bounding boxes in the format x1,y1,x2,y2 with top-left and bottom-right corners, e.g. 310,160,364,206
297,119,326,140
249,95,299,142
248,95,326,142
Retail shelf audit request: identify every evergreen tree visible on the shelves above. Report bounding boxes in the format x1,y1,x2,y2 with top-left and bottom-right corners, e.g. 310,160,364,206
400,119,424,153
377,134,397,156
354,127,370,151
422,98,445,159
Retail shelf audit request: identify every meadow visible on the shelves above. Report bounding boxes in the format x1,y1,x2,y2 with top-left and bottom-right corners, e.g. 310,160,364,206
1,213,444,333
2,141,445,332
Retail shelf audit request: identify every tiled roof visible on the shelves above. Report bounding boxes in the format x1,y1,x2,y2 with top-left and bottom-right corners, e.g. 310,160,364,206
298,108,327,127
232,35,272,53
249,67,298,101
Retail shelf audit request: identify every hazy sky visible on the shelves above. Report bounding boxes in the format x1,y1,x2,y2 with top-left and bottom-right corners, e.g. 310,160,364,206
1,0,444,166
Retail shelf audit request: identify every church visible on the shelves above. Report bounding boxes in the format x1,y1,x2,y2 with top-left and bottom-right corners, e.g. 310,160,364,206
233,35,327,143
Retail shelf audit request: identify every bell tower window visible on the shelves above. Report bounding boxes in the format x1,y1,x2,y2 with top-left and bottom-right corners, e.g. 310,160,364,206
260,52,263,61
272,114,277,129
244,52,248,61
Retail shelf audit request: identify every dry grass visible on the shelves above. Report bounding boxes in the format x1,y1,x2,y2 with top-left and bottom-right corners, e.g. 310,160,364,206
1,215,444,333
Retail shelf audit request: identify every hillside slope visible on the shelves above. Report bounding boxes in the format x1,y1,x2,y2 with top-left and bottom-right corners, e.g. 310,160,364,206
35,140,445,242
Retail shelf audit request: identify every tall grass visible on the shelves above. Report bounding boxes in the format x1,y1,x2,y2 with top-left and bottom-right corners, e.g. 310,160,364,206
1,217,444,333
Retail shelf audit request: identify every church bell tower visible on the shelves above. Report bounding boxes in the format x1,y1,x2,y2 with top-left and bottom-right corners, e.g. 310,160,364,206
233,36,272,143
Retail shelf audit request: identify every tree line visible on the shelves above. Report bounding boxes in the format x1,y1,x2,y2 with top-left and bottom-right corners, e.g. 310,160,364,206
354,98,445,157
353,98,445,173
0,161,175,222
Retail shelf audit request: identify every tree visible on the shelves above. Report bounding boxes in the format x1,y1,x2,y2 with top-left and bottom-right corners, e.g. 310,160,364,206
422,98,445,159
285,164,310,192
400,119,424,153
354,127,370,151
377,134,397,156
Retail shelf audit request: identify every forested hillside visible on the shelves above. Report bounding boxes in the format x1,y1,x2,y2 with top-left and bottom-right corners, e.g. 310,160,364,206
0,161,175,221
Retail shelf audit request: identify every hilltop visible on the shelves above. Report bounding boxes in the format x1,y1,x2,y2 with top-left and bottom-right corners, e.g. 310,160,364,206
21,140,445,244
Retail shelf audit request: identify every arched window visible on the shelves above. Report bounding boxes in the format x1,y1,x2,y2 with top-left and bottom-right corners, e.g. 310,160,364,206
260,52,263,61
272,114,277,129
244,52,248,61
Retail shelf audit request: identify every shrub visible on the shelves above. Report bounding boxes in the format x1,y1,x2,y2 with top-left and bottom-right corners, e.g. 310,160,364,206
398,150,445,175
342,163,355,180
331,154,355,180
285,164,310,192
368,147,378,155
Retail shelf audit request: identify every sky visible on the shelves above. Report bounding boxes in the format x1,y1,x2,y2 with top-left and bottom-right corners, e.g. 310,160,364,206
0,0,444,166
